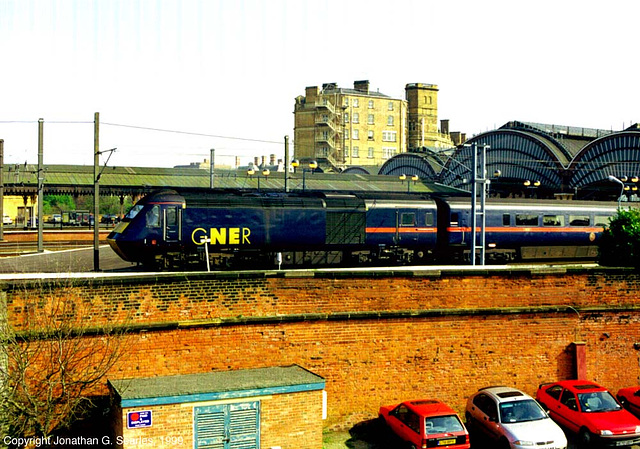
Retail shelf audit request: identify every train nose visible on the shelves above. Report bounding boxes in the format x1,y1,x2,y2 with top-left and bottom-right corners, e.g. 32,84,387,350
106,222,133,262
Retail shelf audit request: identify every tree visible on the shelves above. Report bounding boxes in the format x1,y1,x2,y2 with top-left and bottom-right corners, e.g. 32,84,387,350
598,208,640,268
42,195,76,215
0,279,129,443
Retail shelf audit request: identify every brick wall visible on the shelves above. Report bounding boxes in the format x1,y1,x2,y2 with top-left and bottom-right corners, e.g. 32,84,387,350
4,266,640,430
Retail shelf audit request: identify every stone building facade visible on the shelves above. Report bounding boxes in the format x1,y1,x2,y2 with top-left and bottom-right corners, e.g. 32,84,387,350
293,80,455,172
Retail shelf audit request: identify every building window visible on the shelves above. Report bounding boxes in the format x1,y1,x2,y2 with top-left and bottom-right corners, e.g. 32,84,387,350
318,147,329,157
353,146,359,158
388,102,394,111
353,98,359,107
344,113,349,123
344,147,349,158
352,129,359,140
368,130,374,140
353,113,359,124
387,116,394,126
382,131,396,142
368,100,374,109
382,147,397,159
367,114,374,125
368,147,374,158
344,98,349,106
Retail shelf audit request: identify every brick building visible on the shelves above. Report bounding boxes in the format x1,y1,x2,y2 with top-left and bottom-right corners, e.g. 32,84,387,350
293,80,455,172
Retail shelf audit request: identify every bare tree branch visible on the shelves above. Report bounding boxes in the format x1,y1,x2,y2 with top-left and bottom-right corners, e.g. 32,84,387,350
1,278,131,441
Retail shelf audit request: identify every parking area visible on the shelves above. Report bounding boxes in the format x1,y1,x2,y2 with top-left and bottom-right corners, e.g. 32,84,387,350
322,419,640,449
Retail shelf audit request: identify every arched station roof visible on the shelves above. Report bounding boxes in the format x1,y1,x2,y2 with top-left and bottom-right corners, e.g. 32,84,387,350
439,128,567,192
377,151,446,181
568,129,640,192
379,122,640,200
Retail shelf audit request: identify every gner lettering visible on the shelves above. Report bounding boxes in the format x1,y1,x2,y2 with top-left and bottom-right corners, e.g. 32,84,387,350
192,227,251,245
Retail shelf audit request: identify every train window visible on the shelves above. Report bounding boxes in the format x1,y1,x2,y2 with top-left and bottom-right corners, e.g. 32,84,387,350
125,205,144,221
569,215,590,226
451,213,459,226
543,215,565,226
594,215,611,227
502,214,510,226
425,212,434,227
166,207,177,226
401,213,416,227
515,214,538,226
146,205,160,228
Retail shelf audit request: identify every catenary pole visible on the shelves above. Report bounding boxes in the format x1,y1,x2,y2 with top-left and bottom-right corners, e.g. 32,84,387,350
209,148,215,189
37,119,44,252
94,112,100,271
284,135,290,193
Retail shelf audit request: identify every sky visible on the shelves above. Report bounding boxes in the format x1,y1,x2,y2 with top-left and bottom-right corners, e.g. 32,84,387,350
0,0,638,169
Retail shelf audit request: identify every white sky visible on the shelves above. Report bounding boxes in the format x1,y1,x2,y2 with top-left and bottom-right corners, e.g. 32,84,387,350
1,0,638,168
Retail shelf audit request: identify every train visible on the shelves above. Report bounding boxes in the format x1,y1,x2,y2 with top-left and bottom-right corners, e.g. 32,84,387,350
106,189,620,270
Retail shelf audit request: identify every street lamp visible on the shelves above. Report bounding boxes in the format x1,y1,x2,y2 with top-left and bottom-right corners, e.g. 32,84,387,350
399,174,419,192
608,175,624,209
292,160,317,191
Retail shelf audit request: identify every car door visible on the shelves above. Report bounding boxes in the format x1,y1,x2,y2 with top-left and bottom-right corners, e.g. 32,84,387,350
551,388,581,433
628,390,640,417
471,394,501,440
388,405,420,445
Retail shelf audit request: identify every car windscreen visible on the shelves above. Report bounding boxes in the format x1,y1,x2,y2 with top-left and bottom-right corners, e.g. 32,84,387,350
578,391,622,413
425,415,464,434
500,399,547,423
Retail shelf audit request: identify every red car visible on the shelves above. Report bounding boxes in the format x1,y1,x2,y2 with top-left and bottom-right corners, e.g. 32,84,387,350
536,380,640,447
378,399,470,449
617,386,640,419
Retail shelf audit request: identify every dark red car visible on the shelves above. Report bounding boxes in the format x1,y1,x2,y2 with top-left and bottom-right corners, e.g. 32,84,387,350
617,386,640,419
536,380,640,447
378,399,470,449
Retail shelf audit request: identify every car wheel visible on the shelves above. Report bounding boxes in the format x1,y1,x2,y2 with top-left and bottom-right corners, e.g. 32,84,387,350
579,427,593,448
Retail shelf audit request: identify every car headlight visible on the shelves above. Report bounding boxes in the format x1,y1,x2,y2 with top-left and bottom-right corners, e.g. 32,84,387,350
514,441,535,446
599,430,613,436
636,426,640,433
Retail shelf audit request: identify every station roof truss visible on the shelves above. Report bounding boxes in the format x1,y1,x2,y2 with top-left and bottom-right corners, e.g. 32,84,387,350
568,130,640,190
439,128,567,191
380,121,640,199
377,151,448,181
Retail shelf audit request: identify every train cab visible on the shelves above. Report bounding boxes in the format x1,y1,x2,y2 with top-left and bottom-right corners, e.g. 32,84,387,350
107,190,185,266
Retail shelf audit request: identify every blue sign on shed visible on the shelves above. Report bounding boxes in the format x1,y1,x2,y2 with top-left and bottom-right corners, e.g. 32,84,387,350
127,410,152,429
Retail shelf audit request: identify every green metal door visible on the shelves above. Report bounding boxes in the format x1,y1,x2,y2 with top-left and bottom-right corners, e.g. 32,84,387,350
194,401,260,449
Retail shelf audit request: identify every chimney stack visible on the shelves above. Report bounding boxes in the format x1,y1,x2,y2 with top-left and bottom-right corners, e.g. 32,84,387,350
354,80,370,93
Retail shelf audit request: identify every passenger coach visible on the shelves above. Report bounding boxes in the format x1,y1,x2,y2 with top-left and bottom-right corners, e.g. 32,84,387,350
438,198,618,263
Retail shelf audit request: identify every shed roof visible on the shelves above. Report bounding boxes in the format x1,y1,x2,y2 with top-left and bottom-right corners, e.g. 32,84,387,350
109,365,325,407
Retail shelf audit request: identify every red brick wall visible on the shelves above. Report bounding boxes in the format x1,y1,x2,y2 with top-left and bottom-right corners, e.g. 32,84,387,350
5,266,640,429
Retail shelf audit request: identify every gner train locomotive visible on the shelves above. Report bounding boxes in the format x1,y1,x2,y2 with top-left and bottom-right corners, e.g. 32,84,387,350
107,189,619,270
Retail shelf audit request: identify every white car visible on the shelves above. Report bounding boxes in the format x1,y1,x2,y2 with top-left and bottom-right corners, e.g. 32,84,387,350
465,386,567,449
3,215,12,225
